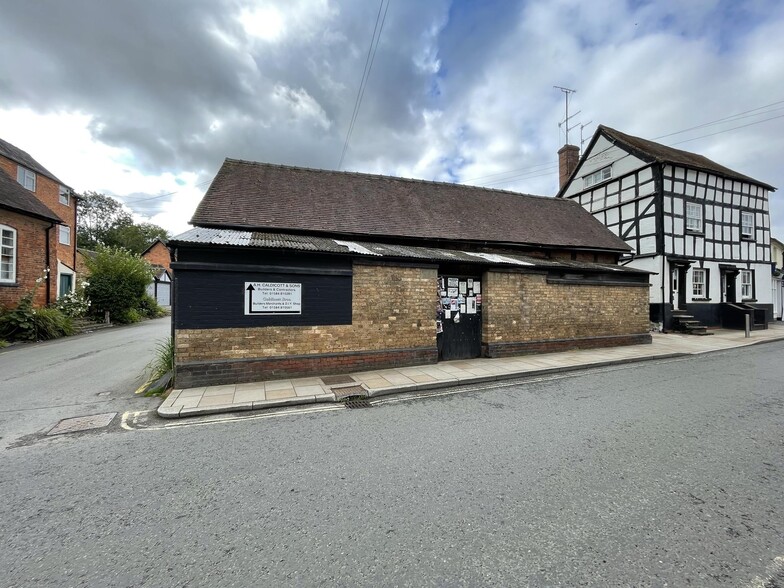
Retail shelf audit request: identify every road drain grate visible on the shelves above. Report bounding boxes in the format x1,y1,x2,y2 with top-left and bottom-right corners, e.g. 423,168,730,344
343,395,372,409
47,412,117,436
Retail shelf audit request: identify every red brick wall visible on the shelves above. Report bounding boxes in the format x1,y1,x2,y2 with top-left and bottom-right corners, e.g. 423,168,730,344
0,209,55,308
143,241,171,272
0,155,76,276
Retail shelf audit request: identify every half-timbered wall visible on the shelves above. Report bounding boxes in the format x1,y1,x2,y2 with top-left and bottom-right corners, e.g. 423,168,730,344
561,135,648,199
562,139,775,322
661,165,770,263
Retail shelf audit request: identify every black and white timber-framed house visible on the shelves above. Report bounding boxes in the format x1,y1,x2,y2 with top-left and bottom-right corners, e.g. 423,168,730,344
168,159,652,388
558,125,776,332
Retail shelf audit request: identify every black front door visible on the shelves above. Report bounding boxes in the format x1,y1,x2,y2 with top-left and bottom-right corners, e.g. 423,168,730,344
724,271,738,303
678,267,688,309
436,274,482,361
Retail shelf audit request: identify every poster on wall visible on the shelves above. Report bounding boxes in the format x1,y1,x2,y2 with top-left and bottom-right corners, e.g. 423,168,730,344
436,320,443,334
473,282,481,294
244,282,302,315
467,297,477,314
459,281,467,295
448,277,459,287
447,287,458,297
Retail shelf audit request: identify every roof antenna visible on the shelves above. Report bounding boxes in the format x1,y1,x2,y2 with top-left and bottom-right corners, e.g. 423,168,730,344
554,86,580,145
580,121,593,155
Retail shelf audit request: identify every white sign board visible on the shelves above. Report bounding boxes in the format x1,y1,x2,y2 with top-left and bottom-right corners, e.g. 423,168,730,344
244,282,302,315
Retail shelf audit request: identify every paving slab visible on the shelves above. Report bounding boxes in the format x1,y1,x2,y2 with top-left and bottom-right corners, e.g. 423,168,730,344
158,325,784,419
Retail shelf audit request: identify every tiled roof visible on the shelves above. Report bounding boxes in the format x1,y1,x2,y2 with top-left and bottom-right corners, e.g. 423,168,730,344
0,137,67,186
170,227,645,274
190,159,632,252
0,167,61,222
598,125,775,190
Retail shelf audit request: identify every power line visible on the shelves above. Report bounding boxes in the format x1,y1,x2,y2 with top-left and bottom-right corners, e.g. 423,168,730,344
121,179,213,204
463,99,784,190
337,0,390,170
654,99,784,140
668,112,784,146
461,160,557,183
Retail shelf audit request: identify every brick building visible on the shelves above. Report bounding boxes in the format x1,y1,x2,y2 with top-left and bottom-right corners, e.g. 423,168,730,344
169,159,652,388
142,238,172,307
0,138,75,308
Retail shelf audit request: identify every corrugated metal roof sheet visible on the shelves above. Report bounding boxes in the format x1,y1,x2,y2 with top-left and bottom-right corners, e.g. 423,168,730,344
170,227,646,274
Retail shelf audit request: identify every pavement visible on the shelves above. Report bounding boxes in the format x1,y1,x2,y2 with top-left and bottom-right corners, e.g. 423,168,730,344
159,322,784,418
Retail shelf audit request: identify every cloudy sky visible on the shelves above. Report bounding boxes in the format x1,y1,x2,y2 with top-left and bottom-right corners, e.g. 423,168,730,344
1,0,783,239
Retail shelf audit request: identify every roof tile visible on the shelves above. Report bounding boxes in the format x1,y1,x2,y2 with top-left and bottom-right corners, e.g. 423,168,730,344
190,159,631,252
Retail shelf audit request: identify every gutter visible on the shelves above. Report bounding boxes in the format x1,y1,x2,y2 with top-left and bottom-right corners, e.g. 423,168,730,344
45,222,55,305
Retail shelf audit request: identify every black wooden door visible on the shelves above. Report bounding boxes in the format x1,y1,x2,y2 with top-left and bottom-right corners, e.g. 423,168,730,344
436,275,482,361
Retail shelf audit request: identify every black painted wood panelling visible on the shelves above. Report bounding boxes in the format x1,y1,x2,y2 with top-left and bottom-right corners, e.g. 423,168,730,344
174,263,352,329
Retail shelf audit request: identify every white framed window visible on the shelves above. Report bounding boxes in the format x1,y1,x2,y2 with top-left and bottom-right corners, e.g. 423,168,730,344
685,202,702,232
16,166,36,191
59,186,70,206
741,211,754,238
1,225,17,283
741,270,753,299
584,166,612,188
692,268,706,298
59,225,71,245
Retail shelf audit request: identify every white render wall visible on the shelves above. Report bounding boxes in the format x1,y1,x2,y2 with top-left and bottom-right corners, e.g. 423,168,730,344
624,256,662,303
561,136,648,198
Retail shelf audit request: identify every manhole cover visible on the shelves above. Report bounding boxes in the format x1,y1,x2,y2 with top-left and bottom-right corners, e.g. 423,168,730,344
343,396,372,409
321,375,356,386
332,384,367,400
47,412,117,436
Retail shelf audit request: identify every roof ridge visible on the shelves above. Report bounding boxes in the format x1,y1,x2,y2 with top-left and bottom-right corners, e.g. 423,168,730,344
596,125,775,190
222,157,565,202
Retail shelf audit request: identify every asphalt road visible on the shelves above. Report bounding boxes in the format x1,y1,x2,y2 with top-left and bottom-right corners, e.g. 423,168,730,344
2,340,783,587
0,317,169,449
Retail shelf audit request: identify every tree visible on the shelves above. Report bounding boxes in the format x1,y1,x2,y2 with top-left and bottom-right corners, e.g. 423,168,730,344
104,222,169,254
77,191,133,250
77,192,169,253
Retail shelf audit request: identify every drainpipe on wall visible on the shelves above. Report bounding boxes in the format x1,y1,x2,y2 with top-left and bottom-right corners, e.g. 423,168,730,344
72,191,77,276
661,254,666,332
45,223,55,305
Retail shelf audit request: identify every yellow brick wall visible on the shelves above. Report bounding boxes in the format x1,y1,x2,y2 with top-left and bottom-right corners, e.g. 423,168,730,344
176,263,438,363
483,271,650,343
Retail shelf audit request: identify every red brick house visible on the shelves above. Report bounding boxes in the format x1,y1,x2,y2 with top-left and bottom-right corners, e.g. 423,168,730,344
142,238,172,307
0,138,76,308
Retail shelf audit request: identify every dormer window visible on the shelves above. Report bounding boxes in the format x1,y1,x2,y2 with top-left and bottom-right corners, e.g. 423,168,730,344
17,166,36,191
59,186,70,206
584,166,612,188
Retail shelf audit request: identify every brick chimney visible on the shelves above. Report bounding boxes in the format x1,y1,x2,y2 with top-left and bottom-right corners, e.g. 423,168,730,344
558,144,580,191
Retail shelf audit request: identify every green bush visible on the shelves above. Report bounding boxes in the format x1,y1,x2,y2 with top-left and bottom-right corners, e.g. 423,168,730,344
0,339,8,349
137,294,166,319
148,337,174,381
32,308,75,340
55,279,91,318
0,294,74,341
84,246,153,324
0,292,36,341
116,308,143,324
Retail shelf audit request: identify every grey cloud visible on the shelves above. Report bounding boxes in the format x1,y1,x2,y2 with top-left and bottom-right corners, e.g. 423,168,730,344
0,0,457,179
